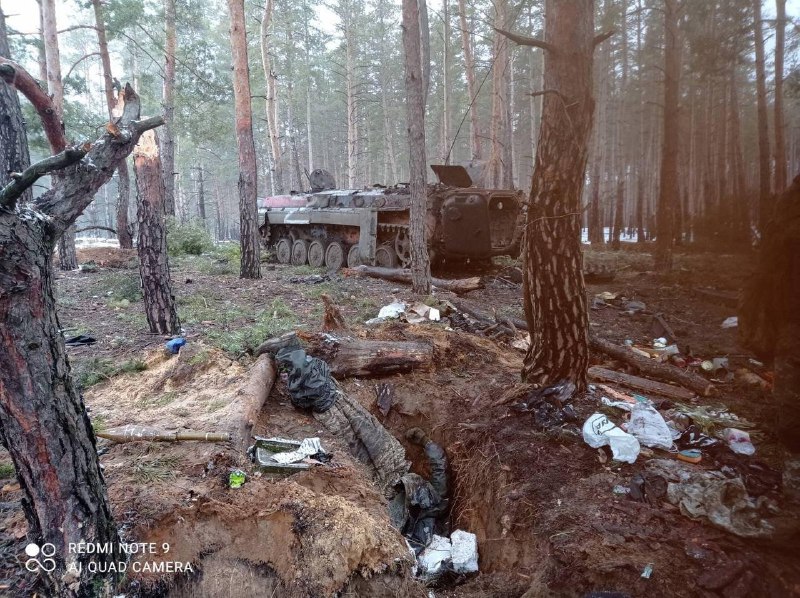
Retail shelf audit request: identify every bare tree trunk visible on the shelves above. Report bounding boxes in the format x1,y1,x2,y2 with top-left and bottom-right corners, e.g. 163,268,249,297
611,177,624,249
91,0,133,248
228,0,261,278
457,0,481,161
260,0,284,194
133,130,180,334
440,0,450,163
485,0,511,188
588,163,602,243
774,0,787,192
402,0,432,293
196,164,206,220
753,0,771,229
655,0,680,272
162,0,177,216
345,19,358,188
501,0,602,389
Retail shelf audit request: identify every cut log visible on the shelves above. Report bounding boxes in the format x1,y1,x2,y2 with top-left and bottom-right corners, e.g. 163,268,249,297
255,332,433,378
229,354,276,450
590,335,715,397
347,265,483,294
589,366,695,401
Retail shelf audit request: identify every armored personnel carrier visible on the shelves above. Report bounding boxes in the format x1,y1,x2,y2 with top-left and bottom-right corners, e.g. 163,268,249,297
257,165,523,269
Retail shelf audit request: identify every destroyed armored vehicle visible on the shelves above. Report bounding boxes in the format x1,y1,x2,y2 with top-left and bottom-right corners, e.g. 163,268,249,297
257,165,523,269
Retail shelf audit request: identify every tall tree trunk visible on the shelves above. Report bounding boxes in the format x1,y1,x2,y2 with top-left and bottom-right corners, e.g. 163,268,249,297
345,20,358,188
228,0,261,279
133,131,180,334
197,164,206,220
501,0,601,389
636,173,645,243
611,177,624,249
588,163,602,243
162,0,177,216
440,0,450,163
457,0,481,161
0,69,160,596
91,0,133,248
753,0,771,229
260,0,284,194
655,0,680,272
774,0,787,192
402,0,432,294
485,0,511,188
0,10,31,205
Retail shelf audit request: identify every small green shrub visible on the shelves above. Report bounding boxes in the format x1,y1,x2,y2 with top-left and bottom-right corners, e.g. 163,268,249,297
0,463,15,479
74,357,147,389
102,272,142,303
167,218,214,256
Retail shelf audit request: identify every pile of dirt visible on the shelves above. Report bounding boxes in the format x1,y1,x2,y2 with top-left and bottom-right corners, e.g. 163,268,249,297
77,246,137,268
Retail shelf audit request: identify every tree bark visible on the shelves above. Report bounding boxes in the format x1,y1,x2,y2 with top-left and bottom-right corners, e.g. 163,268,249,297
162,0,177,216
773,0,787,193
0,11,31,206
0,71,162,596
611,176,624,250
91,0,133,249
228,0,261,279
753,0,772,229
345,16,359,188
457,0,482,161
260,0,284,194
133,130,180,334
654,0,680,272
502,0,600,390
485,0,511,188
402,0,432,294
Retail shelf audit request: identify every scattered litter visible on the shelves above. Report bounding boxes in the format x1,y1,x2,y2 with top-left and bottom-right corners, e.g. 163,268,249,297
627,402,674,450
228,469,246,489
624,300,647,313
165,337,186,354
676,425,719,450
721,316,738,329
653,337,668,348
276,348,341,412
288,274,331,284
613,485,630,495
676,449,702,464
367,301,444,325
721,428,756,456
628,472,667,504
641,563,654,579
450,530,479,574
417,535,452,576
271,437,326,464
583,413,640,464
378,301,406,319
595,291,617,301
516,380,577,429
647,459,776,538
511,334,531,351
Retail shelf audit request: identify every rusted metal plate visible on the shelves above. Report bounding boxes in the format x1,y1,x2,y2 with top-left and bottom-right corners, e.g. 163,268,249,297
430,164,473,188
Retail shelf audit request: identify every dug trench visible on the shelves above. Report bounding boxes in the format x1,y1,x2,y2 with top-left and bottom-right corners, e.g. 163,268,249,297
73,324,799,597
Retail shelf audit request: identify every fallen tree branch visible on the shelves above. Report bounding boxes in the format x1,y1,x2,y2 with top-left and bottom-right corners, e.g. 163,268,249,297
588,366,695,401
589,335,715,397
347,265,483,294
74,225,117,235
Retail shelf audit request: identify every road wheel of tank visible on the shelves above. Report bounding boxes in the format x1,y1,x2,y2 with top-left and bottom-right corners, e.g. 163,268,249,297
291,239,309,265
307,240,326,268
375,245,398,268
394,229,412,267
275,238,292,264
325,242,345,270
347,245,362,268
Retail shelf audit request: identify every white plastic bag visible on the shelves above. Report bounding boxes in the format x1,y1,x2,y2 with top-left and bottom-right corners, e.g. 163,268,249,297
418,535,452,575
721,428,755,455
628,403,674,450
450,530,478,573
583,413,640,464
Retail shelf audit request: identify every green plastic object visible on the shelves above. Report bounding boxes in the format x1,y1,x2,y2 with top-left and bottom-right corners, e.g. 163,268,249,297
229,469,246,489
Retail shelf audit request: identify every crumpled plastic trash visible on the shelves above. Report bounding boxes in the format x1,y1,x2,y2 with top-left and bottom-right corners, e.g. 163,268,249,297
627,402,674,450
415,530,479,578
721,316,738,329
271,437,326,464
378,301,406,319
165,337,186,354
721,428,756,456
228,469,246,489
275,348,341,412
451,530,478,573
417,535,452,576
583,413,640,463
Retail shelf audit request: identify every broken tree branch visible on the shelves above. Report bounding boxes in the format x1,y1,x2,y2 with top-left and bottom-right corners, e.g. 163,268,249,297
348,265,483,294
494,27,555,52
588,366,695,401
593,29,616,47
0,145,89,210
590,335,715,397
74,225,117,235
0,57,66,152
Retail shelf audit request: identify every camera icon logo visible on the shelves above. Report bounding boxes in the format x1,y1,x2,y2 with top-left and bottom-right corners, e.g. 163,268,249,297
24,543,57,573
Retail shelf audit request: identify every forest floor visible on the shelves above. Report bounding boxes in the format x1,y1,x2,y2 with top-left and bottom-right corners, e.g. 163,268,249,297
1,243,798,597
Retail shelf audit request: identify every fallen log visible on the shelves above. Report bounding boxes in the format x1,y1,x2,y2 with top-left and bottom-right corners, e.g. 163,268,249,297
229,354,276,450
589,366,695,401
347,265,483,294
590,335,715,397
255,332,433,378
